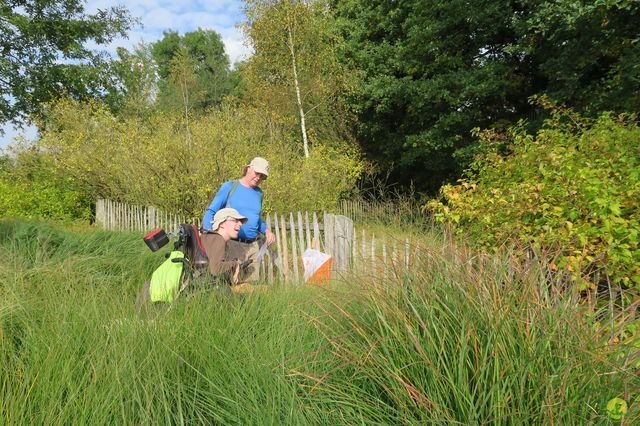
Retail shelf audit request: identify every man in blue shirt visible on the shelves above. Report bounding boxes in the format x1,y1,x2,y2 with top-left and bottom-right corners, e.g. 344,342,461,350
202,157,275,282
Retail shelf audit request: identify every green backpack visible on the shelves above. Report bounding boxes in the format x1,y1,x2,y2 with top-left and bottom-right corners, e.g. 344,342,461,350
149,251,185,303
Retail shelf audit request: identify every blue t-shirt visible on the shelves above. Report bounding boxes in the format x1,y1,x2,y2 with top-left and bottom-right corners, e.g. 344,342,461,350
202,180,267,239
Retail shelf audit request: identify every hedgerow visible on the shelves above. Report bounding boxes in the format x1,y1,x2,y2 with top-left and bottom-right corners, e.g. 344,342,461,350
428,101,640,292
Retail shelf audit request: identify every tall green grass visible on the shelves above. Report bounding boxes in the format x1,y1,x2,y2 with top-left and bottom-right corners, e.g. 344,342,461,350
303,243,639,424
1,220,637,424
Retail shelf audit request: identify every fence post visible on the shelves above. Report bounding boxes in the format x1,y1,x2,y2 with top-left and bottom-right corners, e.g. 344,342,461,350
290,213,299,283
405,238,410,270
95,199,103,228
266,213,274,284
371,233,376,279
304,211,311,250
352,226,357,270
312,212,320,250
280,214,289,280
273,214,283,279
324,213,334,258
382,236,387,283
297,211,305,254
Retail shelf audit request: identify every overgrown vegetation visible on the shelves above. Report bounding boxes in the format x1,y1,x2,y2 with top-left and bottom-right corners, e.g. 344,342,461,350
332,0,640,189
0,150,90,221
35,98,363,216
428,100,640,294
2,1,638,421
1,220,637,423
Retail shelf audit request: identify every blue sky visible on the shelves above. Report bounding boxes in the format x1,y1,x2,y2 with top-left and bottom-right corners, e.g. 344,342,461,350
1,0,249,150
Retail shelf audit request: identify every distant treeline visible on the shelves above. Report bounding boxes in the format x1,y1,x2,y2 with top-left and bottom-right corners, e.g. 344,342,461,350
2,1,638,192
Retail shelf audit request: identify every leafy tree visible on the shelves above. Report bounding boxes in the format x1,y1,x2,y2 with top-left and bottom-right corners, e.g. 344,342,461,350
242,0,355,157
36,98,363,216
0,0,135,128
150,29,237,113
104,44,158,119
332,0,535,192
332,0,640,192
511,0,640,114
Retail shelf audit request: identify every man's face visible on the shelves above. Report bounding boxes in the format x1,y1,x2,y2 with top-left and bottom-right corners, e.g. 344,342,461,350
246,166,266,188
220,217,243,239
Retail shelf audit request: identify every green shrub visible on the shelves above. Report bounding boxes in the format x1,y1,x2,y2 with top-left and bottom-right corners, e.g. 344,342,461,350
427,103,640,291
35,99,363,216
0,151,91,221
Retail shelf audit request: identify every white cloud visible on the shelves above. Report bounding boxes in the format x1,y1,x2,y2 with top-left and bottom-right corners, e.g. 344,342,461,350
86,0,251,63
224,34,253,66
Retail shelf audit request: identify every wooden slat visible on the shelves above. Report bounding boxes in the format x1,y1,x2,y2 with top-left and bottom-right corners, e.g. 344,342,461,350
290,213,299,283
273,214,283,278
371,233,375,278
266,213,274,284
312,212,320,250
297,211,305,255
280,214,289,280
304,211,311,250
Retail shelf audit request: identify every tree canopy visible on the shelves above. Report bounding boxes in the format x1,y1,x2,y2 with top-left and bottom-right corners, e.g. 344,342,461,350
150,29,237,113
0,0,135,129
242,0,355,157
332,0,640,192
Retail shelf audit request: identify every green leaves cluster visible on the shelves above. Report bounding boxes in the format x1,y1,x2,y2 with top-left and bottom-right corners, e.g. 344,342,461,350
0,150,90,221
150,29,237,114
242,0,355,151
36,99,363,216
428,104,640,290
331,0,640,191
0,0,135,127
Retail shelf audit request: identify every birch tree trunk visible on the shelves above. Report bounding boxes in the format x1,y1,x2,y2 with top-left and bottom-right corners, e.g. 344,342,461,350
286,13,309,158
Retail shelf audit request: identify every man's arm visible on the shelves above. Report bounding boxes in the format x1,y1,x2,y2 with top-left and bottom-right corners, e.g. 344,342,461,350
257,217,276,246
202,181,233,230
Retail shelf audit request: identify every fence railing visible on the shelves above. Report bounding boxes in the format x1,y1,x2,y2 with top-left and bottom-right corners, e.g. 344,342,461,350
96,199,429,284
337,198,427,224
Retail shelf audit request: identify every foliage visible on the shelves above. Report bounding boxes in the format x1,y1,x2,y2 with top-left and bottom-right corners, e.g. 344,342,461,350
1,220,637,423
242,0,356,154
150,29,237,114
0,0,136,128
331,0,534,191
427,102,640,291
104,44,158,119
607,397,628,421
0,150,90,221
330,0,640,192
35,98,363,216
305,246,639,423
511,0,640,114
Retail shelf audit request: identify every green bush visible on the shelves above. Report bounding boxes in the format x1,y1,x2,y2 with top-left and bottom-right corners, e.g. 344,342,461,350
428,103,640,291
35,99,363,216
0,151,91,221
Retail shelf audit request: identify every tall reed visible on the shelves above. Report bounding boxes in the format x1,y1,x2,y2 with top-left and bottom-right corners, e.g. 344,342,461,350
296,243,639,424
1,220,637,423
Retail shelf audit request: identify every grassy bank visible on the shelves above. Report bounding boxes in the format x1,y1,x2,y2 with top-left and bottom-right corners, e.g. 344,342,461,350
1,220,637,423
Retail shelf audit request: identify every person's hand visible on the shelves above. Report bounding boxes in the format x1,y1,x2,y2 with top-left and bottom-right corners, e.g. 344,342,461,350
265,229,276,246
231,260,240,285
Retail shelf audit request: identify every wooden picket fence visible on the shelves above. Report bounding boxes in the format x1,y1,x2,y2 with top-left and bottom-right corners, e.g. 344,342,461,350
96,199,428,284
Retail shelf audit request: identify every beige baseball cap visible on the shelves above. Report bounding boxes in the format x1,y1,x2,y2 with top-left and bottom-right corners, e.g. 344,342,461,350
243,156,269,178
211,208,247,232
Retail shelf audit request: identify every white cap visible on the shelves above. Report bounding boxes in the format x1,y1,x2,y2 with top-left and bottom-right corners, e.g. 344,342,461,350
211,207,247,231
243,156,269,178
